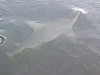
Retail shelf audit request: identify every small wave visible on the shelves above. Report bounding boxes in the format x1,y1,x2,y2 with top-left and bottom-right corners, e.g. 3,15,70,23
70,6,88,14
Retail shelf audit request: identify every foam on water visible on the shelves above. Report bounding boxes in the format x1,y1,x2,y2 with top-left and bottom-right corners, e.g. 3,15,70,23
71,7,88,14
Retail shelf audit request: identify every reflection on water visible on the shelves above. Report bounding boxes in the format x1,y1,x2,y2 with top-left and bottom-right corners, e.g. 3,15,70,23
0,0,100,75
0,0,80,56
